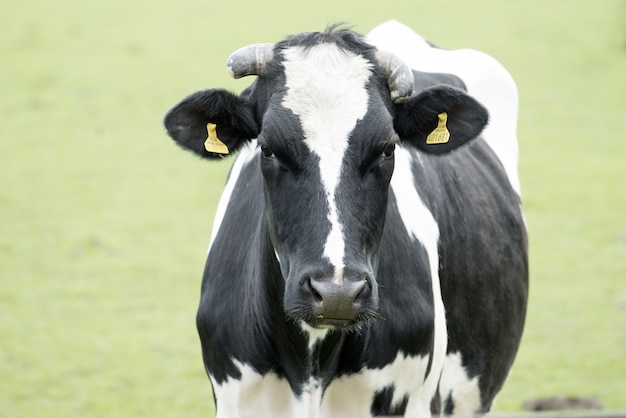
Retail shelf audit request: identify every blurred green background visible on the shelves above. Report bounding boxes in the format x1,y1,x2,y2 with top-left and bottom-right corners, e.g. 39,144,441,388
1,0,624,416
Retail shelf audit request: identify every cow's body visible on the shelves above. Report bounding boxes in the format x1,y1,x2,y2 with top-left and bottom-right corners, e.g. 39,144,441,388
165,20,528,418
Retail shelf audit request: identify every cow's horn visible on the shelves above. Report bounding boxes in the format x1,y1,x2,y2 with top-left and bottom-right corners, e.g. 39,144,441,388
375,50,414,103
227,43,275,79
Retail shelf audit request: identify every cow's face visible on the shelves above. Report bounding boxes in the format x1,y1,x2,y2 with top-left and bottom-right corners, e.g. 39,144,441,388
164,29,488,332
258,43,395,331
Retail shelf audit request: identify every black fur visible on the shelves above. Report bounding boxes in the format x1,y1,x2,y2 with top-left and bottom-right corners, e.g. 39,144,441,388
371,386,409,416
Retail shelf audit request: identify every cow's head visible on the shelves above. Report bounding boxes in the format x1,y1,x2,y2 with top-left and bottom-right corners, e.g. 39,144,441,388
164,28,488,332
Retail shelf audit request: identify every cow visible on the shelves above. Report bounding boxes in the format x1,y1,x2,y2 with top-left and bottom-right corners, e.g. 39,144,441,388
163,20,528,418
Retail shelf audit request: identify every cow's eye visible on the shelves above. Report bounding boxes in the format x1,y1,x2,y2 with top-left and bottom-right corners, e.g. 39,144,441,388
382,143,396,157
261,144,274,158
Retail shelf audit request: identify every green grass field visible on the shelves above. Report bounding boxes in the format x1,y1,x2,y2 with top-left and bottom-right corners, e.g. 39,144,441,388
1,0,624,416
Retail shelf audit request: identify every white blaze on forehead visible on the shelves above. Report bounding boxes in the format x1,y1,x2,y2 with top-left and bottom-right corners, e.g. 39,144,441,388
281,43,372,272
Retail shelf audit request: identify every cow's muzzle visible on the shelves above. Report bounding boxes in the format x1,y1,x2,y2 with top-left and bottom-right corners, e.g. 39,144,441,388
294,268,379,330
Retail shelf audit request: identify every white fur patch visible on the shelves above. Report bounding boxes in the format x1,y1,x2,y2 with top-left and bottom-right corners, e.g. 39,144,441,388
212,352,437,418
320,352,432,417
300,321,329,351
281,44,373,276
439,352,482,415
389,147,448,405
301,376,324,418
211,360,296,418
367,20,522,196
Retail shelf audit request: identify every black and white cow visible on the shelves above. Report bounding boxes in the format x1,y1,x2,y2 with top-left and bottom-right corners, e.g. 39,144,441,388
164,20,528,418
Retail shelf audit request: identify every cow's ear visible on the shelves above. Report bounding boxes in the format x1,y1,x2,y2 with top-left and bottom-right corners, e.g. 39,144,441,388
393,85,488,154
164,89,259,159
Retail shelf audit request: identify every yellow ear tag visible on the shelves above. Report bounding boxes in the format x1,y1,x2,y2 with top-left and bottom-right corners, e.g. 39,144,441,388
204,123,229,154
426,112,451,145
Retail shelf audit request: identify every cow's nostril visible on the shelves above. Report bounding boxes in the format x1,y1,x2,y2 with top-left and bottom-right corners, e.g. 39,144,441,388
303,276,322,302
354,275,371,304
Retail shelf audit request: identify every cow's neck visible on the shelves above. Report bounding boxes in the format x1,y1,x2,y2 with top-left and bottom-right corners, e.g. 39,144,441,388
260,224,350,393
308,332,346,388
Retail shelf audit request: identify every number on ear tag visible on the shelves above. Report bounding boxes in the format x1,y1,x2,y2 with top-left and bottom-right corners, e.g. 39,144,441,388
426,112,451,145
